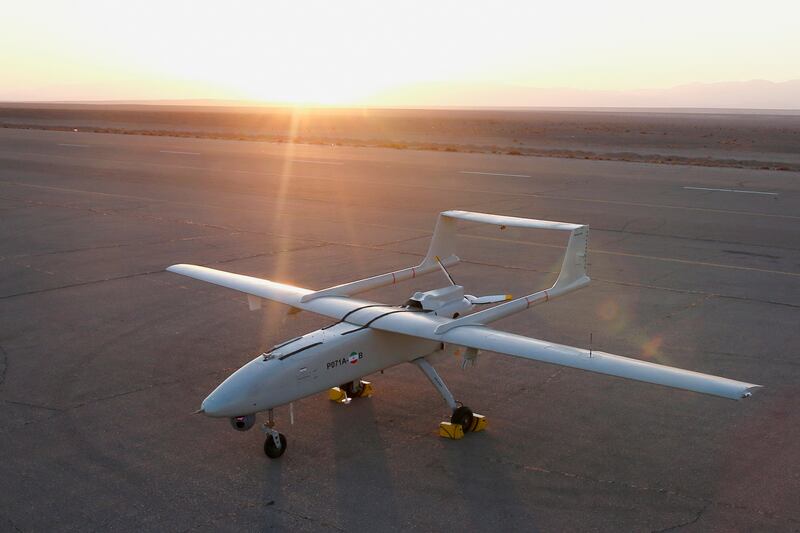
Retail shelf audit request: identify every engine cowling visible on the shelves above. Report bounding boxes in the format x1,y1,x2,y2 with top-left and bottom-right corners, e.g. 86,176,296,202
229,414,256,431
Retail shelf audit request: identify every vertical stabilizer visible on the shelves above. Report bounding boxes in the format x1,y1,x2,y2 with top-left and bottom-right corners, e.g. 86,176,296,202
554,225,590,290
422,213,459,267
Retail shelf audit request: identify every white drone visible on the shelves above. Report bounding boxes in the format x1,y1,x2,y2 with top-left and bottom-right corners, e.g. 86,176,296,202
168,211,760,458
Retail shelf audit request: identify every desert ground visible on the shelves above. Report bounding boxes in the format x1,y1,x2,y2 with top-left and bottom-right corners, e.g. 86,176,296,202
2,104,800,170
0,113,799,531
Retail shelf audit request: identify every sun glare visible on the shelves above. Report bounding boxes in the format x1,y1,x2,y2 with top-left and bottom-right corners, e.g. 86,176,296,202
1,0,799,104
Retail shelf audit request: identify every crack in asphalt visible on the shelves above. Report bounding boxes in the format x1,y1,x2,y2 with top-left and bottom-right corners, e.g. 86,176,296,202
3,151,799,223
9,233,236,261
661,293,714,322
2,219,796,313
0,343,7,388
0,241,331,301
722,249,781,260
2,515,23,533
2,399,65,412
593,276,800,310
377,227,800,280
2,181,436,260
16,262,56,277
357,234,800,310
448,253,800,309
0,175,438,240
707,349,800,368
488,457,799,526
593,224,800,253
270,507,346,532
0,366,236,434
652,505,707,532
0,268,168,300
5,172,799,280
176,500,346,533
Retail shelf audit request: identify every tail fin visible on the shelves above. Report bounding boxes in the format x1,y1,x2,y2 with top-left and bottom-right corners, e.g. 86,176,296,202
423,210,582,267
422,213,459,267
554,225,589,290
301,210,588,306
434,218,591,334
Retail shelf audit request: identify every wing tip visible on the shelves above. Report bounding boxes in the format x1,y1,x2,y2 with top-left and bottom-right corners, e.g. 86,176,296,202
741,385,763,399
167,263,193,273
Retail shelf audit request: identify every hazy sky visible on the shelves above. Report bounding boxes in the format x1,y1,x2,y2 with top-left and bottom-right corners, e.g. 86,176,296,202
1,0,799,105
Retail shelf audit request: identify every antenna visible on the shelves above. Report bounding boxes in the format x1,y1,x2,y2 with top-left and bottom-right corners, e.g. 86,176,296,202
434,255,457,286
589,332,593,358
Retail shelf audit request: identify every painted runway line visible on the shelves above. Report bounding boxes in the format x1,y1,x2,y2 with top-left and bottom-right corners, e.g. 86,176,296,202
159,150,201,155
683,186,778,196
464,233,800,278
5,149,797,221
57,143,89,148
460,170,532,178
289,159,344,165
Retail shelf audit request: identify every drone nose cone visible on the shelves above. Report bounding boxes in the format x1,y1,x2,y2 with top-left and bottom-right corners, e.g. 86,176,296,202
201,359,263,417
201,386,247,417
200,392,225,417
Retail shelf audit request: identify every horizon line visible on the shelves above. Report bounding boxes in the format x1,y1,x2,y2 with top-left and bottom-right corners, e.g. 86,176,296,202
1,99,799,115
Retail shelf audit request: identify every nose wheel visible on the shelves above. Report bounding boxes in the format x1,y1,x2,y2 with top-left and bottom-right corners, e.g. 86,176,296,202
263,431,287,458
261,409,287,459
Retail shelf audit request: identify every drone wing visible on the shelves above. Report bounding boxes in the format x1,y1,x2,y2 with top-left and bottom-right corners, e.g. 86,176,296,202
440,326,761,400
168,210,761,400
166,264,380,320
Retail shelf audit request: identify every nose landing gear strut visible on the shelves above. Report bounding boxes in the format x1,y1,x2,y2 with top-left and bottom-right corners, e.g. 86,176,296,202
262,409,287,458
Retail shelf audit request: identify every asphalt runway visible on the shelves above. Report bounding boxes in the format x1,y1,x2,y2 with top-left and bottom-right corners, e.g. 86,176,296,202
1,128,798,532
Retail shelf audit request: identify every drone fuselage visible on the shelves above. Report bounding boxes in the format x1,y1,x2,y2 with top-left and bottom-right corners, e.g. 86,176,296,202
169,210,760,458
201,321,441,418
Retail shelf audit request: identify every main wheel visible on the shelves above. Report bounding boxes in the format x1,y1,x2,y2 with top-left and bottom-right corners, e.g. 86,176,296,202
340,381,364,398
264,433,287,458
451,405,474,432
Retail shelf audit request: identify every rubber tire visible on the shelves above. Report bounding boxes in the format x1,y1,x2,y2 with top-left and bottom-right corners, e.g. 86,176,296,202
340,381,363,398
264,433,288,458
451,405,474,432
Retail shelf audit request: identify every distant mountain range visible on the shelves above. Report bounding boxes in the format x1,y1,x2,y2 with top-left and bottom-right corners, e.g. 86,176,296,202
368,79,800,110
4,79,799,111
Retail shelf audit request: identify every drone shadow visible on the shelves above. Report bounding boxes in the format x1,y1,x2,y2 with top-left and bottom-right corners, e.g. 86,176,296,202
329,398,404,526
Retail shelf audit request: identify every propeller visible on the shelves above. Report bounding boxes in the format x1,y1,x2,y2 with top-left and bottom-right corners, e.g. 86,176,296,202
466,294,513,305
434,256,512,305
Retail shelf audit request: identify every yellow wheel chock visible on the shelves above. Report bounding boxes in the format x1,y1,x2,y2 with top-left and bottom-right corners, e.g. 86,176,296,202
358,381,374,398
329,380,373,403
328,387,348,403
438,422,465,439
439,413,487,439
468,413,487,432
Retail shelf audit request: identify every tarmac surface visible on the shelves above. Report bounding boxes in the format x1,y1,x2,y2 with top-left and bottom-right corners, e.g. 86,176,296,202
1,128,799,532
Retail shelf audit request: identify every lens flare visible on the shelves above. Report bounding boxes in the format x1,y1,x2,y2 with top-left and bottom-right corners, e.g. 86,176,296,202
641,335,664,358
597,300,619,321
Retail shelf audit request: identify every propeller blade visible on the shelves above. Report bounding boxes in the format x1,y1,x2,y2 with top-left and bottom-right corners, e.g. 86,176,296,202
466,294,513,305
434,255,457,286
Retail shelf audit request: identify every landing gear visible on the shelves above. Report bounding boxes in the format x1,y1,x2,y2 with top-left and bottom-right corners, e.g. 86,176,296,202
341,379,373,398
261,409,287,459
329,380,373,404
412,357,488,440
450,405,474,430
450,404,487,432
263,432,287,458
